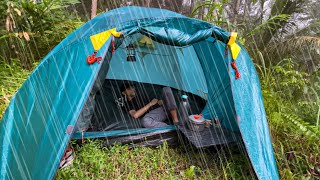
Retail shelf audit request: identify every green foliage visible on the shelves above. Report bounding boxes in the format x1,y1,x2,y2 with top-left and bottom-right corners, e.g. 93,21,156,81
184,165,195,178
260,57,320,179
191,0,232,30
258,58,310,100
283,113,319,140
272,60,309,98
268,111,320,179
0,0,83,69
4,0,80,33
260,58,319,124
245,14,290,38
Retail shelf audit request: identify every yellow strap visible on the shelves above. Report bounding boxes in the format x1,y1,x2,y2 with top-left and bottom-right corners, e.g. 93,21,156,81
227,32,241,60
110,29,122,38
90,28,121,51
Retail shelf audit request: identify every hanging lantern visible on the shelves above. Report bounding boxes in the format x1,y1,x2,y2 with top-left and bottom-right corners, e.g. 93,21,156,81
126,43,136,62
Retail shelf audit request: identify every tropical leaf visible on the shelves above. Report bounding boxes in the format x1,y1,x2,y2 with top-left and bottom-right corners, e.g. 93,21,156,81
268,36,320,58
190,0,230,28
245,14,290,38
293,21,320,36
282,113,320,140
258,0,308,49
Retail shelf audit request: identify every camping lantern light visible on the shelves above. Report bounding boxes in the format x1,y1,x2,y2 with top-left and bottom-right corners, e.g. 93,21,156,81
126,43,136,62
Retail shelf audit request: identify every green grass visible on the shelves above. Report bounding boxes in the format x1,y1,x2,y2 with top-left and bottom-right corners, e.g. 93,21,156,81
56,140,253,180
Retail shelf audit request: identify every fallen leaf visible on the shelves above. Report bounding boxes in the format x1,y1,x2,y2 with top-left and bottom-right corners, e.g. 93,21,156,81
5,16,11,32
9,13,16,29
14,8,22,16
23,32,30,41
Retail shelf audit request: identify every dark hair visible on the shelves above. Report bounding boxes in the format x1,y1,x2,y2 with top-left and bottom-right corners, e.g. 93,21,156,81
120,81,134,92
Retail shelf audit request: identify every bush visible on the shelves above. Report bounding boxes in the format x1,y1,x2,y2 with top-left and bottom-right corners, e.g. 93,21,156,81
260,58,320,179
0,0,83,69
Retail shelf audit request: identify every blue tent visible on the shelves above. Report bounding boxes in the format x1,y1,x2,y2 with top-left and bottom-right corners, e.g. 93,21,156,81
0,6,279,180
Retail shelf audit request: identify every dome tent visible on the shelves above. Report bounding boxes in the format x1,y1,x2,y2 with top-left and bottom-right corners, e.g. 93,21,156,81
0,6,279,180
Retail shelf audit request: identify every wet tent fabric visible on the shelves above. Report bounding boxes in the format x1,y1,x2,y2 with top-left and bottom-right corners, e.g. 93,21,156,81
193,40,239,131
0,6,279,180
230,45,279,178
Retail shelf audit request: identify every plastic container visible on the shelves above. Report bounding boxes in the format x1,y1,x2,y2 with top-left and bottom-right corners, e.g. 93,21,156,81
187,114,206,132
179,95,191,125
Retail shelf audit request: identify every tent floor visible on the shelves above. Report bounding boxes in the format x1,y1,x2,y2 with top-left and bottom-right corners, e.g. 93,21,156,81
73,125,239,148
177,124,240,148
102,129,178,148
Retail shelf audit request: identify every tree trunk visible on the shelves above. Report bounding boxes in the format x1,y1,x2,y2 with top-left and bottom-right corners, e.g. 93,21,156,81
91,0,98,19
232,0,241,26
189,0,194,16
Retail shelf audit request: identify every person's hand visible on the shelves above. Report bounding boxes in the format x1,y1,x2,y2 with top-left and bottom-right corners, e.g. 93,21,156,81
149,98,158,106
158,100,164,106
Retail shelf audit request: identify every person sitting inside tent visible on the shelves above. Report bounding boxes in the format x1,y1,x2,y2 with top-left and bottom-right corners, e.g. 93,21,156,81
116,81,179,128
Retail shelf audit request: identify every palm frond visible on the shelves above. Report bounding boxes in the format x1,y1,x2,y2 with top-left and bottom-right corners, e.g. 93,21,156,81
258,0,308,48
273,36,320,55
282,113,320,140
245,14,290,38
264,35,320,71
292,21,320,37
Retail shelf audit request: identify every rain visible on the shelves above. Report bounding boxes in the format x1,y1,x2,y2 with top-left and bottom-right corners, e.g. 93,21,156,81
0,0,319,179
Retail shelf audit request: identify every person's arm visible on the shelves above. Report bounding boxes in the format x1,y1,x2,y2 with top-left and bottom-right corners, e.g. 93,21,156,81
129,99,158,119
